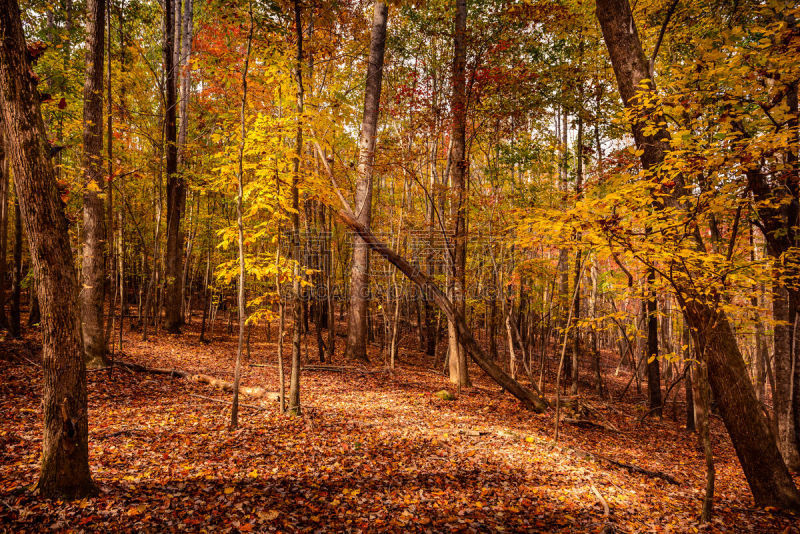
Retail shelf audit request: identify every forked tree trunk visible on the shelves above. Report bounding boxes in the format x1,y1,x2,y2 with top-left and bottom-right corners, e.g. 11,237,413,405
0,0,93,497
343,1,388,363
81,0,108,368
596,0,800,510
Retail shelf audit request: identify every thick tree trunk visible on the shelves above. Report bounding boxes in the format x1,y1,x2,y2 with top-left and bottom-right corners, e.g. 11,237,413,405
163,0,184,333
343,1,388,363
81,0,108,368
345,1,388,361
447,0,470,387
772,284,800,470
0,0,93,497
596,0,800,509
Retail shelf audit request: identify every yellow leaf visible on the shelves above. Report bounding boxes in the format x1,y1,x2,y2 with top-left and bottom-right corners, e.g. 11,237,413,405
128,504,147,515
257,509,280,521
224,487,235,495
247,469,258,479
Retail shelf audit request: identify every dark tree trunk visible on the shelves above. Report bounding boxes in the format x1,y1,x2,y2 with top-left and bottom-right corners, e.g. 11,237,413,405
80,0,108,368
596,0,800,510
0,134,8,330
343,1,388,363
288,0,305,415
0,0,93,497
163,0,184,333
10,193,21,338
646,269,662,417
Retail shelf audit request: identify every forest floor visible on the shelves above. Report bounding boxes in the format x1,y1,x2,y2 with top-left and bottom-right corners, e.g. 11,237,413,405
1,319,799,533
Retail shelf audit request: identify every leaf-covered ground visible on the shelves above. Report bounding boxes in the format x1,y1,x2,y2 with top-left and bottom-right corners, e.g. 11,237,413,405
1,323,798,533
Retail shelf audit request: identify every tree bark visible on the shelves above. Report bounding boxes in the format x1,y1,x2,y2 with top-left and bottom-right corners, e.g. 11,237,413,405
0,132,8,330
446,0,470,387
331,207,548,412
772,284,800,469
163,0,184,333
230,0,253,431
646,269,662,417
596,0,800,509
288,0,305,415
81,0,108,368
0,0,94,497
343,1,388,362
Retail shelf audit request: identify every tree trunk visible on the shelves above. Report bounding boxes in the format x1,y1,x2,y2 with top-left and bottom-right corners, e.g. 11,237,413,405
646,269,662,417
229,0,253,431
596,0,800,509
772,284,800,469
0,0,93,497
163,0,184,333
446,0,470,387
288,0,305,415
10,192,21,338
81,0,108,368
343,1,388,363
0,133,8,330
332,208,548,412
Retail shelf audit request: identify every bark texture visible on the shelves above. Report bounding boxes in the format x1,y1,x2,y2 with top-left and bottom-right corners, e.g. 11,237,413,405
446,0,470,387
163,0,184,333
81,0,108,368
596,0,800,510
0,0,93,498
343,1,388,362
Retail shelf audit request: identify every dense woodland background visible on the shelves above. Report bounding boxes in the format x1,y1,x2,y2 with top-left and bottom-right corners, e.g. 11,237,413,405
1,0,800,531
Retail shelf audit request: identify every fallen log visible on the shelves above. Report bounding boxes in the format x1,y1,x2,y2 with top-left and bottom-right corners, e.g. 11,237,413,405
330,209,548,412
115,360,279,401
313,140,548,412
569,445,680,485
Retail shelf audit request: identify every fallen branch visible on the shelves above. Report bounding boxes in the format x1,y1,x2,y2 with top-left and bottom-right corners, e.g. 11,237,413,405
115,360,279,401
570,446,680,485
329,208,548,412
590,483,615,533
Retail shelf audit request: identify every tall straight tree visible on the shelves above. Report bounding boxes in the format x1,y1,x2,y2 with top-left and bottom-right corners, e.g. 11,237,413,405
288,0,304,414
163,0,184,333
0,0,94,497
81,0,108,368
595,0,800,510
446,0,470,387
343,0,388,362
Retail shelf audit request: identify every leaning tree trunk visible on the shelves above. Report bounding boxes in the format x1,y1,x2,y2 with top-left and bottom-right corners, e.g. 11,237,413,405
596,0,800,510
343,1,388,363
81,0,108,368
333,208,548,412
0,0,94,497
